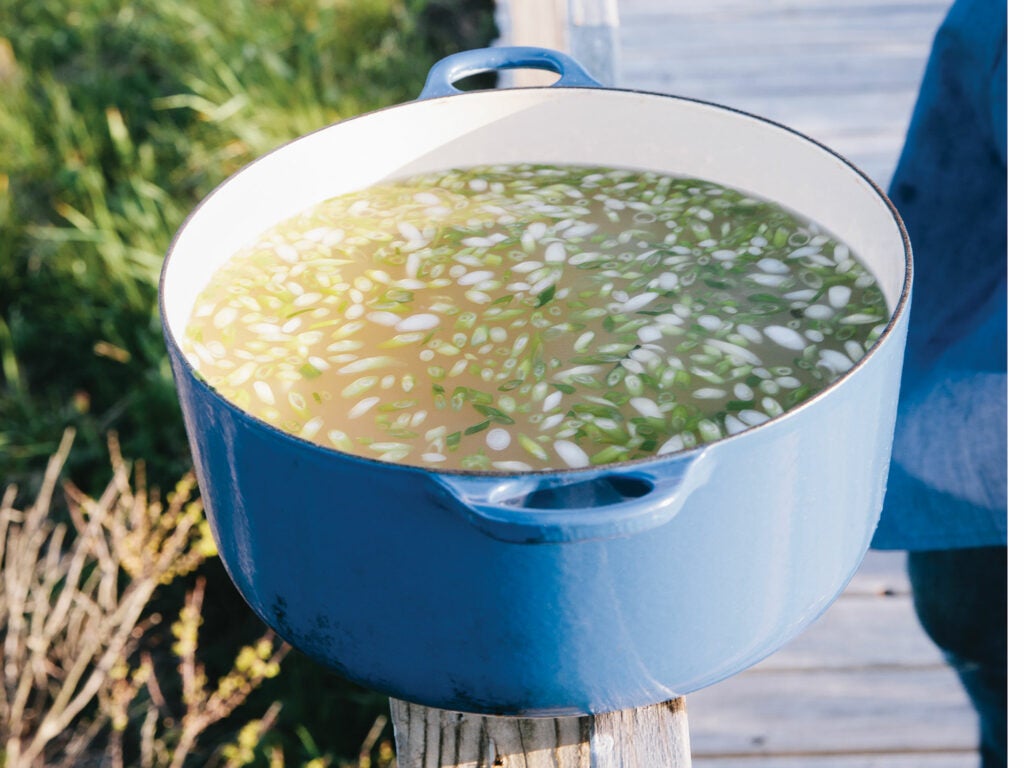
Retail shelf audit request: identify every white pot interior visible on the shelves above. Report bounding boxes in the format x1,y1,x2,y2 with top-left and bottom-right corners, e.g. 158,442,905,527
163,87,909,349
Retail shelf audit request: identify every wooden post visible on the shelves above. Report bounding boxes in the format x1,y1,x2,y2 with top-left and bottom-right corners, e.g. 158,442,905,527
500,0,621,86
566,0,621,86
390,696,691,767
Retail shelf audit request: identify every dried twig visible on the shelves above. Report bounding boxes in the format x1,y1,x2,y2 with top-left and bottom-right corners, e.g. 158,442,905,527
1,429,290,767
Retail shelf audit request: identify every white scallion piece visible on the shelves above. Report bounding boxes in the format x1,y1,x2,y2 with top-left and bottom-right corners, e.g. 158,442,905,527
828,285,852,308
553,440,590,468
485,428,511,451
347,396,380,419
395,314,440,332
629,397,663,419
764,325,807,350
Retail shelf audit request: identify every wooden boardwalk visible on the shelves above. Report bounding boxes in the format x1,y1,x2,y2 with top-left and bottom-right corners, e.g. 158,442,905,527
613,0,952,190
684,551,978,766
497,1,979,765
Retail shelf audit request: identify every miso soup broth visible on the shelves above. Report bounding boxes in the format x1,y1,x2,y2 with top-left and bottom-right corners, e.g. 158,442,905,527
182,164,889,471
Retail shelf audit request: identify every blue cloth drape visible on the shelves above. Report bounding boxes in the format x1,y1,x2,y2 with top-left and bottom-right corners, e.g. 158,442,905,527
871,0,1007,550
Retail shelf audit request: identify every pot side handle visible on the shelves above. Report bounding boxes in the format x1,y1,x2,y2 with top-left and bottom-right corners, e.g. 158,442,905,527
432,451,712,544
418,46,603,100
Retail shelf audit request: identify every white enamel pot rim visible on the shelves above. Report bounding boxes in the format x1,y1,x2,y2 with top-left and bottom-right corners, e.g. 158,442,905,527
160,47,912,542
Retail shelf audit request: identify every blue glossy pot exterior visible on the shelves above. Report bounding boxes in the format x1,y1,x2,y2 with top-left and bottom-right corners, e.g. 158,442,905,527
161,48,911,715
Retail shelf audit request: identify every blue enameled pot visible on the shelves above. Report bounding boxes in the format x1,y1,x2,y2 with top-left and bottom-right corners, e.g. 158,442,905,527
160,47,912,716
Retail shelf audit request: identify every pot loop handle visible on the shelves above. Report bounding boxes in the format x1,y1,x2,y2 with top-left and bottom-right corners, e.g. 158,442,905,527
433,450,713,544
418,46,603,100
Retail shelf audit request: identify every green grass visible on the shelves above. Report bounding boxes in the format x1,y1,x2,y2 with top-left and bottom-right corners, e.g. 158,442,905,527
0,0,496,763
0,0,496,495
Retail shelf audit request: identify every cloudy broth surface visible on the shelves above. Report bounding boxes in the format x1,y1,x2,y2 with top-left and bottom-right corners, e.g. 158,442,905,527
183,164,889,471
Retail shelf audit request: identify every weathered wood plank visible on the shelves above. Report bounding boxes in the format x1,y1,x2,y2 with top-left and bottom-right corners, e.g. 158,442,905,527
691,753,977,767
615,0,951,186
619,54,929,96
503,0,567,49
590,698,693,766
499,0,621,85
502,0,567,85
844,549,909,596
618,0,950,18
390,697,692,767
681,549,975,758
757,594,945,671
567,0,622,85
686,667,977,756
620,20,940,55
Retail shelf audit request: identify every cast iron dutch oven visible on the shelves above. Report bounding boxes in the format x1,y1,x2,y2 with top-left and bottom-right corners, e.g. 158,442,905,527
160,47,912,716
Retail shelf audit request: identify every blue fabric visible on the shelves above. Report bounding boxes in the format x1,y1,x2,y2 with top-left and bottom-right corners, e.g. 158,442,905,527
908,547,1007,767
871,0,1007,551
